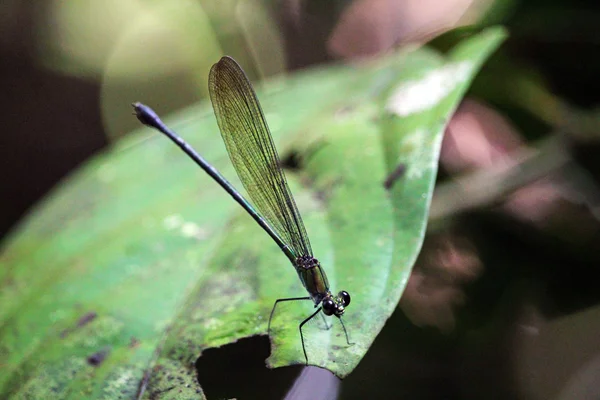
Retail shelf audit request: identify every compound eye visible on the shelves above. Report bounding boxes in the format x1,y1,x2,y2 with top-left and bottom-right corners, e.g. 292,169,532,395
339,291,351,307
322,298,335,316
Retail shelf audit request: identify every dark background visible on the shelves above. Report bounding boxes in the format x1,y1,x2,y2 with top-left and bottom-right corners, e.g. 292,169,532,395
2,0,600,398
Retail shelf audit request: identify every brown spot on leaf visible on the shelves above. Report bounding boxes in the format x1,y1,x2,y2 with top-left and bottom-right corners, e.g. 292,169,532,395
77,311,97,327
60,311,98,338
129,336,140,348
384,163,406,189
87,347,110,366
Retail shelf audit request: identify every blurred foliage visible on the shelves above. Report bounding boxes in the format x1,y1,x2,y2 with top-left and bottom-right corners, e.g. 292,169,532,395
33,0,285,141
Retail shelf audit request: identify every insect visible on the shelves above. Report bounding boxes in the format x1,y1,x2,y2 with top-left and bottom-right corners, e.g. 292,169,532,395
133,56,352,365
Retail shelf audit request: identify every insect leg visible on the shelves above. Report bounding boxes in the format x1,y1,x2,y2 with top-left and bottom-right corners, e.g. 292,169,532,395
268,296,311,335
338,316,354,346
299,307,322,365
320,311,331,330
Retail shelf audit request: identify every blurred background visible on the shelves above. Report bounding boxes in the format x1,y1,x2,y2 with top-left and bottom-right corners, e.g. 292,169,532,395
1,0,599,399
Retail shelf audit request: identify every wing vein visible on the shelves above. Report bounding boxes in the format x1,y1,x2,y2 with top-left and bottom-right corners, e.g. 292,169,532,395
208,56,312,258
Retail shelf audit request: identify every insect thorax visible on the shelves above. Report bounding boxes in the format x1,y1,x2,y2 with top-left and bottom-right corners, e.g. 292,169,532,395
295,255,319,270
295,255,331,304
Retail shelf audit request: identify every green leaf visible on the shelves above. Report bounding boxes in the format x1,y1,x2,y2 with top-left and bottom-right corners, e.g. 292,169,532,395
0,27,505,398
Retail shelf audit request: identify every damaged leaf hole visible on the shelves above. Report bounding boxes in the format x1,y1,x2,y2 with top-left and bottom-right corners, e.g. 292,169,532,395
280,139,328,172
280,150,303,171
195,336,301,400
281,146,339,205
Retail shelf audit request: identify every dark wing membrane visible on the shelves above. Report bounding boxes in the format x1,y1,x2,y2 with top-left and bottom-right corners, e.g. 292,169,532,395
208,56,312,258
